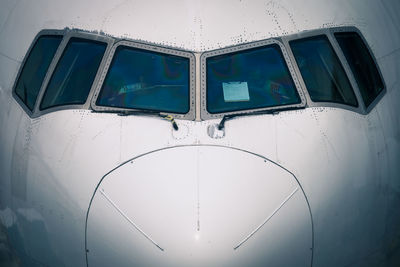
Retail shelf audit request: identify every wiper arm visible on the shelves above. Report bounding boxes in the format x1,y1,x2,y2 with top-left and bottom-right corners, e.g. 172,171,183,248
118,110,179,131
161,114,179,131
93,109,179,131
218,110,273,130
218,106,305,130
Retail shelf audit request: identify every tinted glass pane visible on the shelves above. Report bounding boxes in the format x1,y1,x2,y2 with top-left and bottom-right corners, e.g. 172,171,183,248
96,46,190,114
15,35,62,110
335,32,384,108
206,44,300,114
290,36,358,106
40,38,106,110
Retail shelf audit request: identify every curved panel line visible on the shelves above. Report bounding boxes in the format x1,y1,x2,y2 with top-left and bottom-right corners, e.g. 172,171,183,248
233,187,299,250
99,188,164,252
85,145,314,266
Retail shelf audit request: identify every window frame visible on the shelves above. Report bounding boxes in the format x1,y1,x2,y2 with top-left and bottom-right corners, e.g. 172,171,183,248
330,26,386,114
34,30,114,117
13,27,385,120
90,40,196,120
282,28,365,114
12,29,64,117
200,38,307,120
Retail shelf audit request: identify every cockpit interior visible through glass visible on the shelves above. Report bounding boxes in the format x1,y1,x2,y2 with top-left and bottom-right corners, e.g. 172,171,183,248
206,44,301,114
290,35,358,107
40,38,106,110
334,32,384,108
15,35,62,111
96,46,190,114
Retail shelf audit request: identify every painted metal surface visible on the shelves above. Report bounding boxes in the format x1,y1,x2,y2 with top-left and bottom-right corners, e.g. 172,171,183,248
86,146,312,266
0,0,399,266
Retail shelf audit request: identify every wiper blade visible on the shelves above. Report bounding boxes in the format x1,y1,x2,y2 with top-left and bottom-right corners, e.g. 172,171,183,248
117,109,160,117
93,109,179,130
218,110,273,130
118,110,179,131
218,106,305,130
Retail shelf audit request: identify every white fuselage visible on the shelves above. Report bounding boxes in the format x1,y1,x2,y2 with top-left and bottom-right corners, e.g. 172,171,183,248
0,1,399,266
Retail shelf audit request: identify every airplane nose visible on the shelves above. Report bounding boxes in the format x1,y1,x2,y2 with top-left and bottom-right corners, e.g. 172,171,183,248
86,146,313,267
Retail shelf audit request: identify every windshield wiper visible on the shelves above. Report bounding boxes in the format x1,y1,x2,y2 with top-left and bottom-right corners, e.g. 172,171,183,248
118,110,179,131
92,109,179,130
218,106,305,130
161,114,179,131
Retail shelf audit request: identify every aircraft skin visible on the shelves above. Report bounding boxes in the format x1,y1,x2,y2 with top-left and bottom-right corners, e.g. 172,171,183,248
0,0,399,266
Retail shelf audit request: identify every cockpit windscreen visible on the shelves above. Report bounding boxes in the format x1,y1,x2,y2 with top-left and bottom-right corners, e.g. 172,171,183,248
206,44,301,114
96,46,190,114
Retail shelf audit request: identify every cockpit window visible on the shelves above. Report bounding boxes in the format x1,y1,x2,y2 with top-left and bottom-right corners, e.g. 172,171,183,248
96,46,190,114
15,35,62,111
206,44,301,114
290,35,358,107
334,32,384,108
40,38,106,110
14,27,383,119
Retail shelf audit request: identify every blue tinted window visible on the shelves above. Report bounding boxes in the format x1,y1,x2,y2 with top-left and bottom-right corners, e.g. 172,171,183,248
40,38,106,110
15,35,62,110
290,35,358,107
335,32,384,108
206,44,300,114
96,46,190,114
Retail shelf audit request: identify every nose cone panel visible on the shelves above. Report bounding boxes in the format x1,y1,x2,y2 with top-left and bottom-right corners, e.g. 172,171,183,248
86,146,312,266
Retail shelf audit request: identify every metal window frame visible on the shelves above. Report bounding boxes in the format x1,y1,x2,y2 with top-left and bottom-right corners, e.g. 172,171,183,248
329,26,387,114
33,29,114,118
13,27,385,120
200,38,307,120
282,28,365,114
90,40,196,121
12,29,65,117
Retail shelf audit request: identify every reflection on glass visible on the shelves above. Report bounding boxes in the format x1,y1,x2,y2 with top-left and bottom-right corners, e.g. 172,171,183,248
96,46,190,114
40,38,106,110
15,35,62,110
335,32,384,108
206,44,300,114
290,35,358,107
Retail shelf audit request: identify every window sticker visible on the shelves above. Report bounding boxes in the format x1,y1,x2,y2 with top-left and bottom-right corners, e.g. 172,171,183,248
222,82,250,102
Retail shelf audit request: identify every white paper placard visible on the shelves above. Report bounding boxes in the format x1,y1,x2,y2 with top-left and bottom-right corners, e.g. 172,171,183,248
222,82,250,102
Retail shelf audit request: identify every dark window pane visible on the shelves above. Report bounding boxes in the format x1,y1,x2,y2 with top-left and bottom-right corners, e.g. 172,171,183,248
335,32,384,108
40,38,106,110
96,46,190,114
290,35,358,107
15,35,62,110
206,44,300,114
